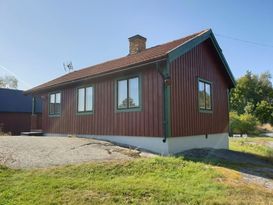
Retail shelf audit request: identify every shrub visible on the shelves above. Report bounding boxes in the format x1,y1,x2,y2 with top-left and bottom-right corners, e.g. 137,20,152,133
230,112,259,135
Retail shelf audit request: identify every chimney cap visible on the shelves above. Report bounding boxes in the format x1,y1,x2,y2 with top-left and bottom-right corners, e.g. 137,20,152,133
128,34,147,41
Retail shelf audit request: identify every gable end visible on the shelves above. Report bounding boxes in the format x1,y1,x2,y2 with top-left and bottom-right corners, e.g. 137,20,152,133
167,29,235,88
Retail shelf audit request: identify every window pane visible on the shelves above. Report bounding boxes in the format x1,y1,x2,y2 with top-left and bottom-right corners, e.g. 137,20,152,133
118,80,127,109
49,94,55,114
199,81,205,109
55,93,61,114
129,77,139,108
55,103,61,114
86,87,93,111
49,103,55,114
55,93,61,103
205,83,212,109
50,94,55,103
78,88,85,112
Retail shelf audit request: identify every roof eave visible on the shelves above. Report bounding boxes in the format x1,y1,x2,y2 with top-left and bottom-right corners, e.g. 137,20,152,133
25,56,168,95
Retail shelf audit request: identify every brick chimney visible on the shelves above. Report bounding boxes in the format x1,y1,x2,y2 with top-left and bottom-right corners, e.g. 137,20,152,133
128,35,147,55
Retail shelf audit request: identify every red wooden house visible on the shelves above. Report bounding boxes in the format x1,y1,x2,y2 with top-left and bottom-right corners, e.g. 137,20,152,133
26,29,235,154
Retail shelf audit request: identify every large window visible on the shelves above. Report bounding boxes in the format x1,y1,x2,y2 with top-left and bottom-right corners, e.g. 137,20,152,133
117,77,140,110
77,86,93,113
198,79,212,111
49,92,61,115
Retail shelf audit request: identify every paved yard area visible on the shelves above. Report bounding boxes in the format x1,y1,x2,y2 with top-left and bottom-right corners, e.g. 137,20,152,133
0,136,153,169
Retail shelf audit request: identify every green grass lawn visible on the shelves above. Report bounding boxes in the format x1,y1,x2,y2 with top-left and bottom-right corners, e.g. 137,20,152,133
230,137,273,161
1,137,273,205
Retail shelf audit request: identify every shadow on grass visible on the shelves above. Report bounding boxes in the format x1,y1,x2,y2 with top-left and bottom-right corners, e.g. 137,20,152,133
177,148,273,180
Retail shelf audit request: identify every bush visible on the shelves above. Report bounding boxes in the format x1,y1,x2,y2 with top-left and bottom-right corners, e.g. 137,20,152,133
230,112,259,135
255,100,273,124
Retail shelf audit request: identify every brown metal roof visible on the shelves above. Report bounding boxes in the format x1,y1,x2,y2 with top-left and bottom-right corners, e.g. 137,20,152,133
27,29,208,93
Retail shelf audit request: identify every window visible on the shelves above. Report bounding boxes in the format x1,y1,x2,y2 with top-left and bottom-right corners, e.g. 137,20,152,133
117,77,140,110
198,79,212,111
49,92,61,115
77,86,93,113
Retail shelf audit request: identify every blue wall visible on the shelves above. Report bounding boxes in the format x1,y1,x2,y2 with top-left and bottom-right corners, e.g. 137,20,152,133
0,88,42,113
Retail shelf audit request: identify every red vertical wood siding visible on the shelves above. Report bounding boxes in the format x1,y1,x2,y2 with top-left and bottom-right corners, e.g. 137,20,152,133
0,113,32,135
170,40,230,137
42,65,163,137
30,114,42,130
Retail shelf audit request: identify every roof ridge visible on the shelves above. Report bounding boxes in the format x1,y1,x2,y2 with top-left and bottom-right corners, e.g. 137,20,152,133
166,29,210,54
69,29,209,74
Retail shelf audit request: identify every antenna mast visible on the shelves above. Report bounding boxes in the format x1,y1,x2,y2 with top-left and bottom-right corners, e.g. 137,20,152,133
63,61,74,73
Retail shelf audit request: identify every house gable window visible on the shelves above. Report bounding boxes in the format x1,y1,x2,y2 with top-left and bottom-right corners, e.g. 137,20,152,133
77,86,93,113
49,92,61,116
198,79,212,111
117,76,140,111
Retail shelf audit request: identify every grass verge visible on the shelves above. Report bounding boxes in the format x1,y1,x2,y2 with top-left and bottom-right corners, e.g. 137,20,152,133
1,156,273,205
1,137,273,204
0,158,228,205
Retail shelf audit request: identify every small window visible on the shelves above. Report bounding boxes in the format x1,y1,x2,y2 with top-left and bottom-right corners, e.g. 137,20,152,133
198,79,212,111
117,77,140,110
77,86,93,113
49,92,61,116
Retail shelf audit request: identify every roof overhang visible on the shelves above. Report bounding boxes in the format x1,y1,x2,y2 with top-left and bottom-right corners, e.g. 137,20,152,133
167,29,236,88
25,57,167,95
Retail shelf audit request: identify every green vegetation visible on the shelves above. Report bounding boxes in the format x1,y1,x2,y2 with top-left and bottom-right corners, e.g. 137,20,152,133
229,70,273,134
0,158,228,205
0,75,18,89
230,111,259,135
230,71,273,116
1,142,273,205
255,100,273,124
230,137,273,161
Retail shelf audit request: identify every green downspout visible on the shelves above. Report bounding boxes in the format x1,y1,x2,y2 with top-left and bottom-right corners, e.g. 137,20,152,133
227,89,231,136
157,61,171,143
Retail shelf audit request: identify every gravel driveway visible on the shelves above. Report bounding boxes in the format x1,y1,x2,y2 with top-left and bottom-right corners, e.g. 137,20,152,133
0,136,152,169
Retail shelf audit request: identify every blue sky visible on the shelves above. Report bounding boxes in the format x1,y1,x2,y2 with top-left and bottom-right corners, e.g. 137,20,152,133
0,0,272,90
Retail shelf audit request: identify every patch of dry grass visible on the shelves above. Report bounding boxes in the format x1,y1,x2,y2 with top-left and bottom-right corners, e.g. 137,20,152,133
214,166,273,204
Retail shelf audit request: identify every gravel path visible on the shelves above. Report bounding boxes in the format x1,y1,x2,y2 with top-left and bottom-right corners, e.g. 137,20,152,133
0,136,153,169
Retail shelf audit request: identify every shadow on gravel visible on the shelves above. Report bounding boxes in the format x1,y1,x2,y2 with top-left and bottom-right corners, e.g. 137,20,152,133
178,148,273,180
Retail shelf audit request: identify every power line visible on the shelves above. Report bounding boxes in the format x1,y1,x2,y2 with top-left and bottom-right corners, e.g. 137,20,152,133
215,33,273,48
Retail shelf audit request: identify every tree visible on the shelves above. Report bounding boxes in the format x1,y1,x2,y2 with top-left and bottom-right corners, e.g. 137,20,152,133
230,70,273,125
258,71,273,101
244,102,255,114
230,71,260,114
255,100,273,124
0,75,18,89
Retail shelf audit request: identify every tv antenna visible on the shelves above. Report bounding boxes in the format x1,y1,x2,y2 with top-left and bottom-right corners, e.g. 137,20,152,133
63,61,74,73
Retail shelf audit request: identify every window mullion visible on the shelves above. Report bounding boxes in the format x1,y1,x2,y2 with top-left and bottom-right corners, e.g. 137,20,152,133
77,89,79,112
84,88,86,112
117,83,119,110
204,83,207,110
54,93,57,114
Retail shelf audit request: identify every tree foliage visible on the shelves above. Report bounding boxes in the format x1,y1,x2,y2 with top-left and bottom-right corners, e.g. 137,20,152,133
230,70,273,124
255,100,273,124
0,75,18,89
